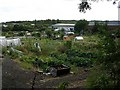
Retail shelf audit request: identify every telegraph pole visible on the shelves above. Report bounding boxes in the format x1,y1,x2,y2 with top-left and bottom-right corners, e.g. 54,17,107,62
34,19,37,28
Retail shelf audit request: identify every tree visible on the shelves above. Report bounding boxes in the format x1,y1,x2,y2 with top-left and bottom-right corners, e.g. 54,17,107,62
12,25,28,31
74,19,88,35
79,0,120,13
2,26,12,32
91,21,108,34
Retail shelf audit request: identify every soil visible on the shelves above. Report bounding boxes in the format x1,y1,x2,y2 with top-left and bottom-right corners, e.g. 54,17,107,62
2,56,89,89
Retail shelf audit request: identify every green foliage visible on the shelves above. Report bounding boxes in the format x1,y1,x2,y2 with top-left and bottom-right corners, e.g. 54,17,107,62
32,32,41,37
57,45,68,53
3,36,99,72
2,25,13,32
91,22,100,34
64,41,72,49
67,56,94,67
17,32,25,36
2,47,8,55
5,31,15,37
56,53,67,61
45,28,53,38
20,55,35,63
74,19,88,34
86,29,120,88
12,24,28,31
58,81,69,90
86,66,110,88
40,39,62,56
91,22,108,35
51,47,96,67
5,48,19,59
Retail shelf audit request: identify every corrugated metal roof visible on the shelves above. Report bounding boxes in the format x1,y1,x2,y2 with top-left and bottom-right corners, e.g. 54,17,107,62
52,23,75,27
89,21,120,26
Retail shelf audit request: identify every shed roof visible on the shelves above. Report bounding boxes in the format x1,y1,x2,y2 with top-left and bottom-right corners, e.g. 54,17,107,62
52,23,75,27
75,36,83,40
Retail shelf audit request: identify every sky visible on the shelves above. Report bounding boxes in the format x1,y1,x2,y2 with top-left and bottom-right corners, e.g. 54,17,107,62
0,0,119,22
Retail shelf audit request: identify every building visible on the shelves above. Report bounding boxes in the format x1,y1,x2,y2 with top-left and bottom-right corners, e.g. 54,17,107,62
89,21,120,26
88,21,120,31
52,23,75,32
52,21,120,32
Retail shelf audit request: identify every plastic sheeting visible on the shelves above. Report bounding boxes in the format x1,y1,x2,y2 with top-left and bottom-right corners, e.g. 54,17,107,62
0,37,21,46
74,36,83,40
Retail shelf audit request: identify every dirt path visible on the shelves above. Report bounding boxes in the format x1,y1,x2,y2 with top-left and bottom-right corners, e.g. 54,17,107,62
2,56,89,89
2,56,35,88
34,72,88,88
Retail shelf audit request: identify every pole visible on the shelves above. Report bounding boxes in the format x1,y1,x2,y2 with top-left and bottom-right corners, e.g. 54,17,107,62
31,71,37,90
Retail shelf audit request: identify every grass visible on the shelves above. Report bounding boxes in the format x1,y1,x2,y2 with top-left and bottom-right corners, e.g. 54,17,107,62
20,62,33,70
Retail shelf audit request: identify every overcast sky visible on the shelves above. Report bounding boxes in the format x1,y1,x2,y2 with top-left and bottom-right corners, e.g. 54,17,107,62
0,0,119,22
